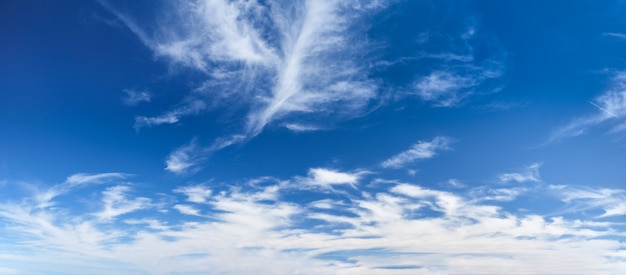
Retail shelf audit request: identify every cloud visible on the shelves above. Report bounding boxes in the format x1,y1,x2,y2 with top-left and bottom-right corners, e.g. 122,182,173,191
102,0,384,139
498,163,541,183
604,32,626,40
96,185,152,221
304,168,361,189
555,186,626,218
122,89,151,106
548,72,626,142
1,170,626,274
174,184,212,204
65,173,128,186
35,172,129,209
134,99,206,130
283,123,322,132
381,136,451,169
173,204,202,216
165,139,205,175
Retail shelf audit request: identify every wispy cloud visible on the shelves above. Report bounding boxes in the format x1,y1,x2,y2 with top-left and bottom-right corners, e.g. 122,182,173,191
164,139,205,175
303,168,363,189
604,32,626,40
102,0,383,138
554,185,626,218
96,185,152,221
381,136,451,169
173,204,202,216
122,89,151,106
415,67,502,107
134,99,206,130
174,184,212,204
498,163,541,183
548,72,626,142
410,23,506,107
1,170,625,274
36,172,129,209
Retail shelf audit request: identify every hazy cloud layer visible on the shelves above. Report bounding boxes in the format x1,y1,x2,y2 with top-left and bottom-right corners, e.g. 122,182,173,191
0,167,625,274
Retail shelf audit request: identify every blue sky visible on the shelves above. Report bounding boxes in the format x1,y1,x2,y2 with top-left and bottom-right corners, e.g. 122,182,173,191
1,0,626,274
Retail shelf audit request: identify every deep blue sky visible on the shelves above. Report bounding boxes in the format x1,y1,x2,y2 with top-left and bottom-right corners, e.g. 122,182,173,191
1,1,626,274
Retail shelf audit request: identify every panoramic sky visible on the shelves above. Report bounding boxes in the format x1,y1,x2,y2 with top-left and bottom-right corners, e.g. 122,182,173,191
2,0,626,274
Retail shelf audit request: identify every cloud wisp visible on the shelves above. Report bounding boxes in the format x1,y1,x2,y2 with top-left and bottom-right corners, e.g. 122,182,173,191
122,89,151,106
1,168,625,274
548,72,626,143
103,0,383,138
381,136,451,169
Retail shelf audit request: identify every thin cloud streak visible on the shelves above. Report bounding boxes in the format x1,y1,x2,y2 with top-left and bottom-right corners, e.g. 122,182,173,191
381,136,451,169
548,72,626,143
122,89,151,106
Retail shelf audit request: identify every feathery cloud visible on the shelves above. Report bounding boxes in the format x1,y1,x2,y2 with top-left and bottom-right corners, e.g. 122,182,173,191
498,163,541,183
548,72,626,142
381,136,451,169
164,139,205,175
122,89,151,106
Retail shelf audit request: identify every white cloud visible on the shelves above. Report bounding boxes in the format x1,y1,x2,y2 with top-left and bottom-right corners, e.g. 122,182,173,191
303,168,362,189
174,185,212,203
415,71,478,107
101,0,384,140
1,171,626,274
96,185,152,221
548,72,626,142
283,123,322,132
65,173,128,186
122,89,151,106
173,204,202,216
165,139,205,175
498,163,541,183
604,32,626,40
557,186,626,218
134,99,206,130
381,136,451,169
35,172,128,209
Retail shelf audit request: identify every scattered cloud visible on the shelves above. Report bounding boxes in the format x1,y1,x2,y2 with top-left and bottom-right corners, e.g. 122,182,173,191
304,168,362,189
65,173,128,186
498,163,541,183
102,0,384,139
548,72,626,142
173,204,202,216
96,185,152,221
122,89,151,106
164,139,205,175
604,32,626,40
381,136,451,169
283,123,323,132
174,184,212,204
134,99,206,130
556,185,626,218
1,170,626,274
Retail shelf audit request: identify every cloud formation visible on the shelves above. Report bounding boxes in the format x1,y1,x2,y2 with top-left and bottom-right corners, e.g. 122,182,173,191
104,0,383,138
549,72,626,142
1,167,625,274
164,139,205,175
122,89,151,106
381,136,451,169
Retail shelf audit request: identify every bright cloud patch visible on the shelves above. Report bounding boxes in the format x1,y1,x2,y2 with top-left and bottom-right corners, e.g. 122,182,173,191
549,72,626,142
0,169,625,274
381,136,451,169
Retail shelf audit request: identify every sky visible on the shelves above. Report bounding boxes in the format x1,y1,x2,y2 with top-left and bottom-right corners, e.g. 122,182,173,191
1,0,626,274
